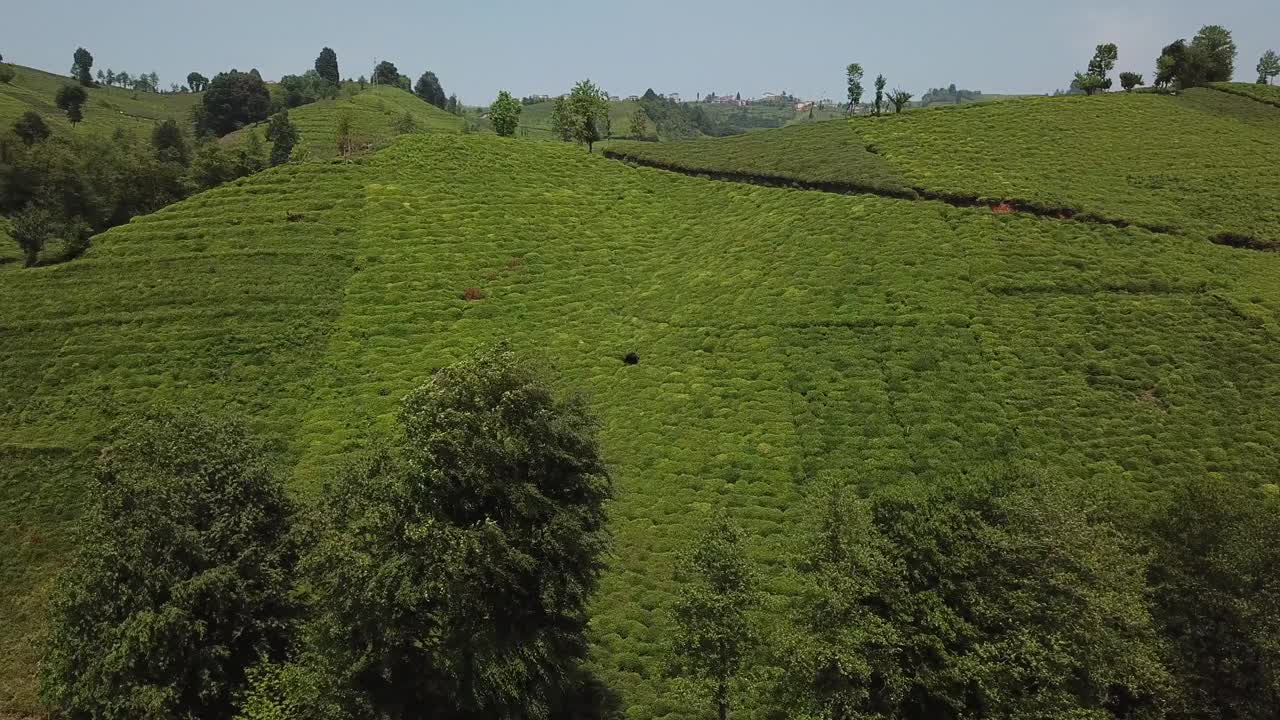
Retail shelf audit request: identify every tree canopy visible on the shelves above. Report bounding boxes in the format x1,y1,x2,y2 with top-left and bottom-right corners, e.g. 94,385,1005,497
55,84,88,124
845,63,864,110
196,69,271,136
315,47,339,86
13,111,51,145
372,60,399,86
266,110,299,166
1258,49,1280,84
39,409,297,720
186,71,209,92
489,90,521,137
71,47,93,86
567,79,610,152
414,70,447,108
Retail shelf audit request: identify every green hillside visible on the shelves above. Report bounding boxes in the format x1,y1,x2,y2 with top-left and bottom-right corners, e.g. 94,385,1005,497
1209,81,1280,108
223,85,463,159
0,64,200,136
518,97,646,139
608,88,1280,244
5,131,1280,715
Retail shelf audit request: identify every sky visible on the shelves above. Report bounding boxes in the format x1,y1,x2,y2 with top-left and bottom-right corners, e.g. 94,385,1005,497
4,0,1277,101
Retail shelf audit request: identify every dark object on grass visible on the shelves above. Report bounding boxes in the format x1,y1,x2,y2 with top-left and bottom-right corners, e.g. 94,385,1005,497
624,352,639,365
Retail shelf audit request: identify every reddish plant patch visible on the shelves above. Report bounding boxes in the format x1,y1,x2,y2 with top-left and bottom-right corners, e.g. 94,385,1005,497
462,287,486,301
991,202,1014,215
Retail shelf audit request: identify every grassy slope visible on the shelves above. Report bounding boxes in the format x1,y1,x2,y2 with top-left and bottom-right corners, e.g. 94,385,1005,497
516,98,646,140
223,85,463,159
608,89,1280,242
0,64,200,137
5,133,1280,716
1209,81,1280,108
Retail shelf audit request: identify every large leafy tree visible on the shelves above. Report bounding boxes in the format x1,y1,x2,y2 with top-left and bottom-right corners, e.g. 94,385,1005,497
371,60,399,86
71,46,93,86
629,108,648,140
187,71,208,92
550,96,573,141
150,118,189,163
39,409,297,720
1148,477,1280,719
567,79,610,152
1072,71,1106,96
845,63,864,111
1191,24,1237,82
414,70,447,108
196,69,271,136
298,345,613,719
55,84,88,124
314,46,340,86
265,110,299,166
1258,49,1280,84
667,511,759,720
1119,71,1145,91
1087,42,1119,91
489,90,521,137
781,468,1172,719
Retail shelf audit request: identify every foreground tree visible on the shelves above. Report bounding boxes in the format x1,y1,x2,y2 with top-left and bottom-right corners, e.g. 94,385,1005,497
1119,71,1145,91
489,90,521,137
39,409,297,720
1087,42,1119,91
71,46,93,86
668,511,759,720
297,345,613,719
1192,24,1237,82
150,118,189,163
265,110,299,166
845,63,864,112
1072,71,1106,96
873,74,886,115
1258,49,1280,84
55,84,88,124
13,111,51,145
567,79,610,152
1149,477,1280,718
315,46,340,86
781,468,1172,719
550,96,573,141
371,60,399,86
414,70,447,108
195,69,271,136
10,205,56,266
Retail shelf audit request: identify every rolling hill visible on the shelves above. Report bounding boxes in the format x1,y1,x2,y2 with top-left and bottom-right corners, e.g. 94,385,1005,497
607,87,1280,246
4,124,1280,716
0,64,200,137
222,85,463,159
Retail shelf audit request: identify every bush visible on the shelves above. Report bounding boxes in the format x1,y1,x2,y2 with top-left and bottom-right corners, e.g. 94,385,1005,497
40,409,297,720
0,64,15,84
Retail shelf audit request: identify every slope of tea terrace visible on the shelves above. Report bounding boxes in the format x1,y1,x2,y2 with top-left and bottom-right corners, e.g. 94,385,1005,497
4,133,1280,717
608,88,1280,244
0,64,201,137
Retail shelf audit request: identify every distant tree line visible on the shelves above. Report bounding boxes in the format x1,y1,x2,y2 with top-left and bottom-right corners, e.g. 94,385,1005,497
920,84,984,106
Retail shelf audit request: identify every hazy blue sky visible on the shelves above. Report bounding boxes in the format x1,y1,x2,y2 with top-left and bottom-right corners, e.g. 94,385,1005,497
5,1,1277,101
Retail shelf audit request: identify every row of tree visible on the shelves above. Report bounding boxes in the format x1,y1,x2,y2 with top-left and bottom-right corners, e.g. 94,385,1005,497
845,65,912,115
32,343,1280,719
39,346,617,720
1072,25,1275,94
669,470,1280,720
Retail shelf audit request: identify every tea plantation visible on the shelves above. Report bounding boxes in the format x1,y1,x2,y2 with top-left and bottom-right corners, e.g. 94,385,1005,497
222,85,463,159
0,64,201,137
608,87,1280,244
4,129,1280,716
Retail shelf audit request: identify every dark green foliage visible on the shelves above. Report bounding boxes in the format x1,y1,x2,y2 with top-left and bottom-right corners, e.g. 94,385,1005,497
12,111,50,145
1256,50,1279,85
187,71,209,92
873,74,886,115
71,47,93,86
150,118,189,164
845,63,864,109
888,88,913,113
54,84,87,124
781,468,1172,720
1158,26,1237,89
277,70,338,109
197,69,271,136
920,83,984,106
1148,477,1280,719
489,90,521,137
0,64,15,84
266,111,298,166
371,60,399,86
637,89,730,140
1087,42,1119,91
667,511,759,720
1120,72,1145,91
297,345,612,719
568,79,609,151
39,409,297,720
9,204,55,266
1192,25,1237,82
446,93,459,114
315,47,340,86
414,70,447,109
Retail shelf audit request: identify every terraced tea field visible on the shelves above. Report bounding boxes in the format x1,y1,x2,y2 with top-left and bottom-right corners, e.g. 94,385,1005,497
4,131,1280,717
1211,81,1280,108
608,88,1280,244
0,64,201,137
223,85,462,159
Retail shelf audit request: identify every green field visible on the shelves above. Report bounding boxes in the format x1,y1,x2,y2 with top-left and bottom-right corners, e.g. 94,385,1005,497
1209,81,1280,108
608,88,1280,244
5,127,1280,716
516,98,646,140
223,85,463,159
0,64,200,137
